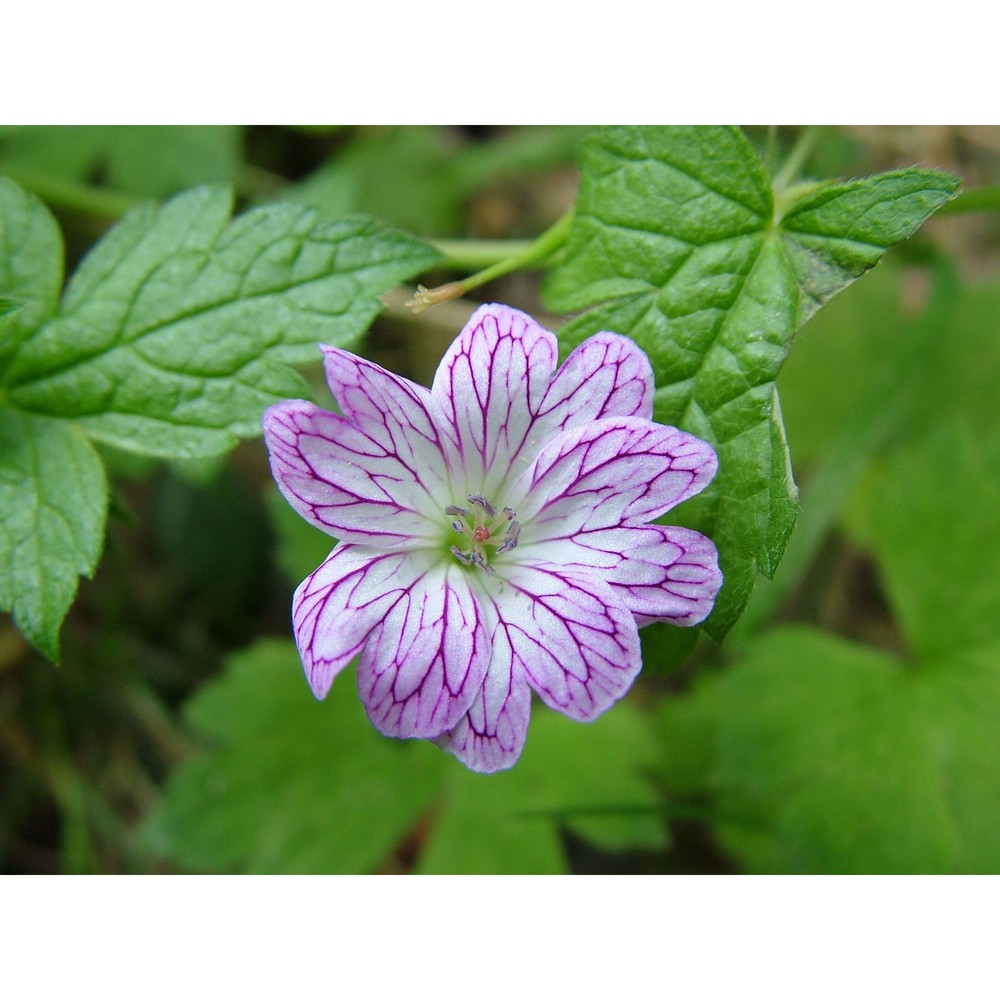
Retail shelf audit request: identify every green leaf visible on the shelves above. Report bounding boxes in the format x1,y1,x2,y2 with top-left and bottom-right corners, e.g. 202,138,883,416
0,409,107,661
282,126,467,236
99,126,241,199
417,701,664,874
871,421,1000,660
778,170,960,316
143,639,446,873
775,259,907,466
0,125,240,198
658,420,1000,873
738,256,961,638
4,186,441,457
0,176,63,375
659,627,1000,874
0,126,107,182
544,126,959,639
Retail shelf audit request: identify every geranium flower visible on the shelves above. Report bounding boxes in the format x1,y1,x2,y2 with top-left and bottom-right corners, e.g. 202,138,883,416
263,304,721,772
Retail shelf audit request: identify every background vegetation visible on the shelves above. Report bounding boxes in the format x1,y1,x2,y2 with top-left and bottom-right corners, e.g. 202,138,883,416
1,125,998,873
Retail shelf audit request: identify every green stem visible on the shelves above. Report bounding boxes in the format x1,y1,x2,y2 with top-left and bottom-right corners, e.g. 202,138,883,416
937,185,1000,214
409,210,574,312
772,126,822,195
430,238,537,272
764,125,779,179
0,161,142,220
45,757,101,874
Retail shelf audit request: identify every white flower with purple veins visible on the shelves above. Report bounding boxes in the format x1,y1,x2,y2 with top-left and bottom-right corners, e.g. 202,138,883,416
263,304,722,772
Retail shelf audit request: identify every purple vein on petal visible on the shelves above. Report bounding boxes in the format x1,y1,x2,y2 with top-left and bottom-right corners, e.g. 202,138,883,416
293,544,423,699
539,525,722,627
264,400,438,545
494,562,642,722
515,416,718,541
438,600,532,773
356,565,490,739
431,304,558,496
322,345,455,506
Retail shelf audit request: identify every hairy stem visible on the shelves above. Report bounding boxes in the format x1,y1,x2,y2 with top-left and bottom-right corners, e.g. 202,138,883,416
409,210,574,312
772,126,823,195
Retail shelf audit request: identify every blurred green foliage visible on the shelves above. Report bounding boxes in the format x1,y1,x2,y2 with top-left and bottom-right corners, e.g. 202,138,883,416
2,125,999,874
0,125,241,198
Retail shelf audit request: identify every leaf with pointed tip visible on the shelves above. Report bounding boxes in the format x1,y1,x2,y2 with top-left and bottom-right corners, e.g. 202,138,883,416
545,126,959,640
0,175,439,658
5,186,441,458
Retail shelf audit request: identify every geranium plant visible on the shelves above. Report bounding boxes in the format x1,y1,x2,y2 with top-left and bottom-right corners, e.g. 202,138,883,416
5,124,995,875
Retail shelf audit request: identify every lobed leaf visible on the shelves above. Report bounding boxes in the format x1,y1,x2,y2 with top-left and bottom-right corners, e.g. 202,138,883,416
659,627,1000,874
870,421,1000,660
545,126,959,639
417,700,664,874
147,648,664,874
143,639,446,874
4,186,441,458
657,421,1000,873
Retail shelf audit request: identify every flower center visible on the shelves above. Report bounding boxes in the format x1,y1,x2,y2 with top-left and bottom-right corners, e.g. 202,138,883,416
445,493,521,576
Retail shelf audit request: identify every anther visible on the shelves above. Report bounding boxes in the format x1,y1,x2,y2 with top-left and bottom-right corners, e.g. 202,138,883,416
469,552,496,576
450,546,472,565
496,519,521,554
502,507,516,521
444,505,469,517
468,494,497,518
452,521,464,533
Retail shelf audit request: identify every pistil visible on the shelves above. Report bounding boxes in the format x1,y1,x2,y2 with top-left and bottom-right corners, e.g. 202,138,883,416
447,494,520,574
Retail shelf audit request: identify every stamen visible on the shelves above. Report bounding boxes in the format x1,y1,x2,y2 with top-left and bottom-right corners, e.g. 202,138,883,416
496,519,521,554
447,495,519,574
469,552,496,576
468,493,497,518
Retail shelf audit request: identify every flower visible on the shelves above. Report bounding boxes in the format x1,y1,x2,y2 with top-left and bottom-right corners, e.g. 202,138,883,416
263,304,721,772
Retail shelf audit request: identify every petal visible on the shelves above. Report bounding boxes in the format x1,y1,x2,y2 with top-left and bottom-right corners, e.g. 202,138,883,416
543,525,722,627
535,332,654,432
264,400,439,546
292,544,419,700
438,610,532,773
514,416,718,543
322,345,454,507
496,562,642,722
357,564,490,740
431,303,558,497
